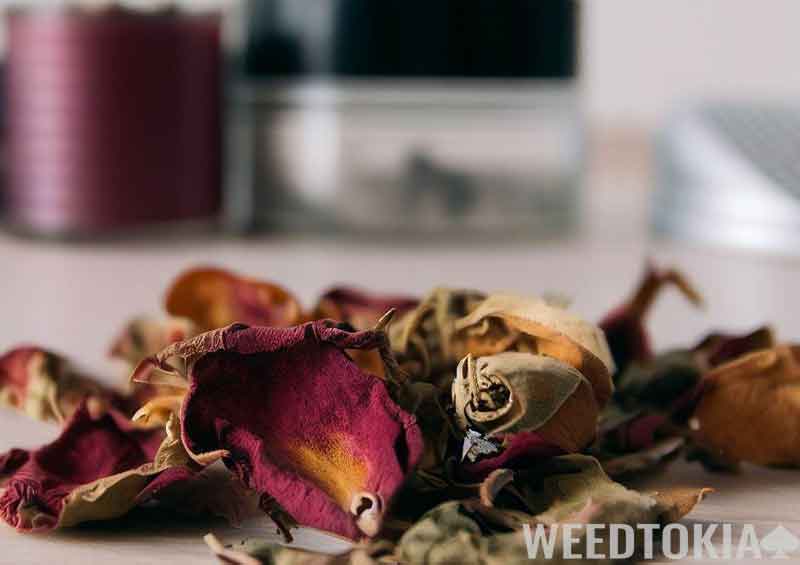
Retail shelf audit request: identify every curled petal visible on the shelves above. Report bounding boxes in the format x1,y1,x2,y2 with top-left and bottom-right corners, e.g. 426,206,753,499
131,325,237,385
109,317,198,423
204,533,262,565
479,468,515,507
132,394,186,426
651,487,714,523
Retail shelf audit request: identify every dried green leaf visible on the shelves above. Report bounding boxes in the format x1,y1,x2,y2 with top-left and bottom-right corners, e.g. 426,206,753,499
649,487,713,523
599,437,686,479
396,455,707,565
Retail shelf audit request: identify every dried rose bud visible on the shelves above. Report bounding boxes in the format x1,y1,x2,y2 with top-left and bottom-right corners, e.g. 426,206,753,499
164,266,305,331
692,344,800,466
312,286,418,330
454,293,615,407
0,346,125,424
450,353,598,480
135,321,424,540
389,288,488,385
0,405,200,532
599,263,703,374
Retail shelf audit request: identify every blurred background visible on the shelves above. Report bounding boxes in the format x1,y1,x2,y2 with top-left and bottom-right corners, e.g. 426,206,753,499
2,0,800,371
2,0,800,244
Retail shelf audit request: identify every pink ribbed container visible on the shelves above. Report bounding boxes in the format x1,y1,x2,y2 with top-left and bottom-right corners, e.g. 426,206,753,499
4,8,221,237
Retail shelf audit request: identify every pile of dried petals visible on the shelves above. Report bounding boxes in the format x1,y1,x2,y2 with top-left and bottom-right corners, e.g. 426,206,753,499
0,264,796,564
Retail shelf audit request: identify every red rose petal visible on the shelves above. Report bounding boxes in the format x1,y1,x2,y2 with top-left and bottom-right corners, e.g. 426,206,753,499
168,321,423,540
0,403,165,532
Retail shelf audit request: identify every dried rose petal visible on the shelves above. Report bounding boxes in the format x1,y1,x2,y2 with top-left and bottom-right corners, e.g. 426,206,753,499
312,288,417,380
108,317,198,424
313,286,418,330
153,462,262,526
131,393,186,427
165,267,305,331
692,345,800,466
599,263,703,374
693,326,775,371
136,321,424,540
0,404,199,532
109,316,197,370
0,346,126,424
458,432,565,482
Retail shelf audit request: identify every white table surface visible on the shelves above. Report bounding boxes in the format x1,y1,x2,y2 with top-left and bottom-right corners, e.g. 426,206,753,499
1,134,799,563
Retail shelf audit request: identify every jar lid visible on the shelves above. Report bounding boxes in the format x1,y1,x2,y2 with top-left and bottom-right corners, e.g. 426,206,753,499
243,0,576,78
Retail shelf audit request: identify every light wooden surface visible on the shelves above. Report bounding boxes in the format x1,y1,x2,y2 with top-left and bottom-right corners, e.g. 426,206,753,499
1,133,799,563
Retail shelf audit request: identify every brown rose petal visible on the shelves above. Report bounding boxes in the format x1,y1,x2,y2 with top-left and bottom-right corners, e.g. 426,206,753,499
692,345,800,466
165,266,306,331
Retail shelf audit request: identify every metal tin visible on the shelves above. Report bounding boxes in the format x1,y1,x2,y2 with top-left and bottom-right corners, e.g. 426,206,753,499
226,79,582,237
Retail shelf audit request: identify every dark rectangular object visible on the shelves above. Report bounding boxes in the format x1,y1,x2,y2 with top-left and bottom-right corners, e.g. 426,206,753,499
244,0,576,78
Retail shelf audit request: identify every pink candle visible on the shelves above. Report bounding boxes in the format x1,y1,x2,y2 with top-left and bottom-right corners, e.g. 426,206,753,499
4,7,221,236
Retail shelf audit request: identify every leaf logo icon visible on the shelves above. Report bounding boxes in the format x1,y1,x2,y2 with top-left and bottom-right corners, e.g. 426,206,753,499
761,525,800,559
